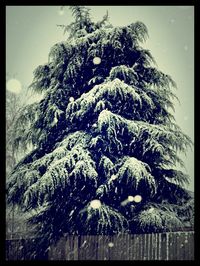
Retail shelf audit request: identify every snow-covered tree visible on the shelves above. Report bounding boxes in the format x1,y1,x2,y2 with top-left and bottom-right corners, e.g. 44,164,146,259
6,85,32,174
6,78,37,240
6,6,193,258
6,90,20,175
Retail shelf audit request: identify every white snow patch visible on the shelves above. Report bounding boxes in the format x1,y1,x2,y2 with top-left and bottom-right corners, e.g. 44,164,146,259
134,195,142,203
148,207,154,213
108,242,114,248
110,175,117,181
90,199,102,209
93,57,101,65
7,79,22,94
128,196,135,202
69,97,74,102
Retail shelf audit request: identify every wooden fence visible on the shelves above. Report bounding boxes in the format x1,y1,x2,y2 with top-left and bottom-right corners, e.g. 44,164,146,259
6,231,194,260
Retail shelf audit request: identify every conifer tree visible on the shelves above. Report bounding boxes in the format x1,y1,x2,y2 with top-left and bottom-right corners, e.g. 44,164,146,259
6,90,19,175
6,6,193,258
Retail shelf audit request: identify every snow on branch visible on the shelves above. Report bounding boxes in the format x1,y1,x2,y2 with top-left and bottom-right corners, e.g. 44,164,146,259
95,10,110,28
109,65,139,85
7,131,98,208
96,110,192,167
21,142,98,209
6,6,193,239
48,42,71,65
131,205,183,232
128,21,149,43
160,168,190,187
13,102,39,151
77,202,129,234
29,64,51,92
66,78,146,129
98,155,115,180
116,156,156,196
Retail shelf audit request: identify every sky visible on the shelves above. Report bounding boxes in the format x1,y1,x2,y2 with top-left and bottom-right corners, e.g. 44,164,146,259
6,6,194,191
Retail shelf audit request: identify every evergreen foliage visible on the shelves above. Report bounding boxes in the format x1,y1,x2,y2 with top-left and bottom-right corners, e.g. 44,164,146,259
6,6,193,259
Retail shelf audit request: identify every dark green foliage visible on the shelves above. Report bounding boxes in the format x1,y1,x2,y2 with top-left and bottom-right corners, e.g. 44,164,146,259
7,6,193,256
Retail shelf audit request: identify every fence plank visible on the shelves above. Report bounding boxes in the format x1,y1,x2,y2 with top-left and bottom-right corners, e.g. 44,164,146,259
97,236,110,260
184,232,194,260
80,235,97,260
168,232,174,260
188,232,194,260
78,235,86,260
151,234,157,260
6,231,195,261
179,232,186,260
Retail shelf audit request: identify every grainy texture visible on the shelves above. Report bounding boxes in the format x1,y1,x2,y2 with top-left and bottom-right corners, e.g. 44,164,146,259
6,231,194,260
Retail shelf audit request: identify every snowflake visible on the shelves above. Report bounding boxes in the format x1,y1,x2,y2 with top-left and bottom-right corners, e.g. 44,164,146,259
69,210,74,216
92,123,97,128
127,196,135,202
134,195,142,203
69,97,74,102
6,79,22,94
90,199,101,209
93,57,101,65
108,242,114,248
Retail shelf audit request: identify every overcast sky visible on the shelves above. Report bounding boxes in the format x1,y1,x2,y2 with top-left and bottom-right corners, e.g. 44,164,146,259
6,6,194,191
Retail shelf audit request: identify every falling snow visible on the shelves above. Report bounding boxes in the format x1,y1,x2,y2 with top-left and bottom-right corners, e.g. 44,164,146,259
92,123,97,128
93,57,101,65
108,242,114,248
134,195,142,203
6,7,194,257
128,196,135,202
69,97,75,102
89,199,102,209
6,79,22,94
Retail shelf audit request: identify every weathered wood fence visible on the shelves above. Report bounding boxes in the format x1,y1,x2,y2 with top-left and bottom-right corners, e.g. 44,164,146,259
6,231,194,260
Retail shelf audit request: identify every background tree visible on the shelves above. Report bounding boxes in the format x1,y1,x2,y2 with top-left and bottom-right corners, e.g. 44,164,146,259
6,90,20,175
6,75,35,174
6,6,193,259
6,76,36,238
